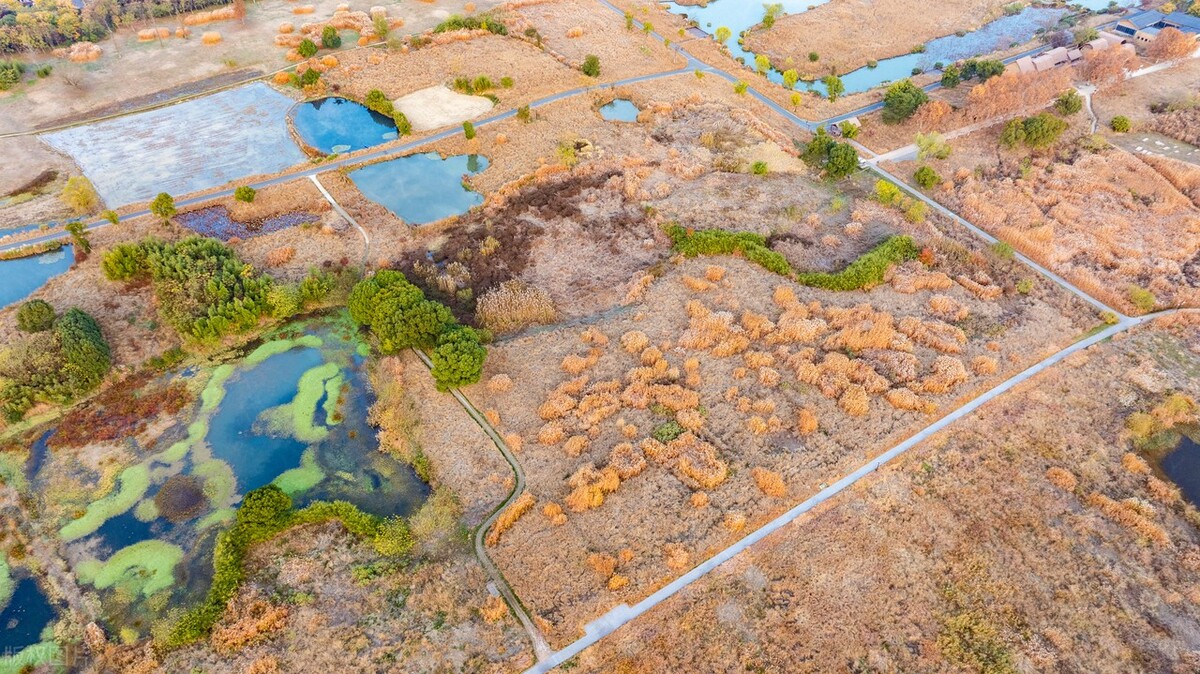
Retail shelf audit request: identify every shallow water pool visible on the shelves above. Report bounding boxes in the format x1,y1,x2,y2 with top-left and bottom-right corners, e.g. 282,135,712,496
350,153,489,225
600,99,640,122
0,244,73,309
291,97,400,155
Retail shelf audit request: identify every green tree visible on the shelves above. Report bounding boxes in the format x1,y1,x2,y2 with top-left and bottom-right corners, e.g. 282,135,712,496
298,38,317,58
321,25,341,49
799,127,837,167
462,121,476,139
914,165,941,189
374,298,453,352
149,193,176,223
782,68,799,89
715,26,731,44
1000,118,1026,148
1022,113,1068,148
348,270,418,326
882,79,928,124
364,89,394,116
581,54,600,77
65,221,91,254
734,80,749,95
373,516,415,557
915,131,952,160
55,308,111,396
60,176,98,215
839,121,859,139
430,326,487,391
755,53,770,75
940,64,961,88
373,15,390,40
16,299,55,333
234,186,256,203
822,74,844,102
1054,89,1082,116
393,111,412,136
236,485,293,530
101,210,119,225
1110,115,1131,132
825,142,859,179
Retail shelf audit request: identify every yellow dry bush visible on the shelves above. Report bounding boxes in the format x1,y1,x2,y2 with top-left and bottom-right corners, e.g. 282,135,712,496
839,385,870,416
743,351,775,369
971,356,999,376
640,346,664,366
561,351,598,375
1126,412,1160,440
741,312,776,340
484,408,501,427
928,294,969,321
649,384,701,412
566,25,584,37
618,420,639,438
689,492,709,508
292,4,314,13
485,492,535,546
621,330,650,353
797,407,818,435
1146,476,1181,504
747,416,769,435
732,367,748,380
1045,467,1077,492
862,348,920,382
557,376,590,397
577,392,621,426
481,595,508,623
588,379,622,395
504,433,523,454
884,388,933,413
772,285,799,308
320,55,338,68
705,265,727,282
608,442,647,479
272,71,294,85
723,386,739,402
564,435,589,457
542,502,568,525
847,360,889,395
683,276,713,292
751,467,787,497
1086,492,1169,546
920,356,969,394
751,399,776,415
580,326,609,346
898,316,967,353
477,280,558,334
487,374,513,393
723,512,747,532
565,484,605,512
676,408,704,431
200,31,222,44
671,433,728,489
587,552,617,578
683,357,701,373
758,367,781,388
607,574,629,591
640,437,676,463
1121,452,1151,475
1152,393,1197,427
537,422,566,446
265,246,295,266
736,397,752,413
769,312,827,345
278,21,295,33
711,334,751,358
664,543,690,571
620,382,652,408
539,393,577,420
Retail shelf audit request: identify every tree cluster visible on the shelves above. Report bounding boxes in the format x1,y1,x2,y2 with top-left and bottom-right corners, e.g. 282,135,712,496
882,79,928,124
1,304,111,420
798,127,859,180
1000,112,1068,149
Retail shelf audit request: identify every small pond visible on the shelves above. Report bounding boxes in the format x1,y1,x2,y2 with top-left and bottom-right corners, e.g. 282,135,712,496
0,575,57,654
37,313,428,637
350,153,489,225
176,206,318,241
600,99,640,122
1162,435,1200,505
0,244,73,309
291,97,400,155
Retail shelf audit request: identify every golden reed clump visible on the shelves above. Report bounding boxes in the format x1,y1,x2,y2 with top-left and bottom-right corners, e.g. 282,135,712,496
796,407,818,435
1045,467,1078,492
751,467,787,497
485,492,536,546
487,374,513,393
542,502,568,526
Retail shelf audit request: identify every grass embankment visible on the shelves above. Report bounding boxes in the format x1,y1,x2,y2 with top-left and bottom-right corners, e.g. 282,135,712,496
666,224,918,290
0,239,63,261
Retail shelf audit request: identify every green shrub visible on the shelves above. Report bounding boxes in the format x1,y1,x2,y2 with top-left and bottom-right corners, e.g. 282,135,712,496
0,59,24,90
16,299,55,333
35,64,52,78
434,14,507,35
149,193,176,223
991,241,1015,259
874,179,903,205
373,516,416,557
666,225,795,276
321,25,341,49
299,68,320,87
914,165,941,189
1000,112,1068,149
1128,284,1156,313
882,79,928,124
808,51,819,61
751,161,769,175
365,89,394,116
797,236,919,290
473,75,493,91
652,420,685,443
822,74,844,102
733,80,749,95
462,121,476,139
940,64,962,88
1110,115,1131,132
915,131,952,160
234,186,256,203
1054,89,1082,116
581,54,601,77
393,111,412,136
500,76,514,88
961,58,1004,81
431,326,487,391
65,221,91,254
60,176,99,216
298,38,318,58
1,308,112,420
838,121,860,139
516,105,532,123
1016,278,1034,294
101,210,119,225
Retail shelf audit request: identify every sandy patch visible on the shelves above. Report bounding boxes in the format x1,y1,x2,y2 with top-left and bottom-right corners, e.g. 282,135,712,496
394,85,495,132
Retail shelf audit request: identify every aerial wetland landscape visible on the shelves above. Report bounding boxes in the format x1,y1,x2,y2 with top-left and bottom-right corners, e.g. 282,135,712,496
0,0,1199,672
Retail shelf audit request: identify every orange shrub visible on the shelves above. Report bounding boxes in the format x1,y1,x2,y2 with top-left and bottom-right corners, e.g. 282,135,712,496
542,502,567,525
1045,467,1077,492
689,492,709,508
751,467,787,497
485,492,535,546
663,543,690,571
796,407,818,435
486,374,513,392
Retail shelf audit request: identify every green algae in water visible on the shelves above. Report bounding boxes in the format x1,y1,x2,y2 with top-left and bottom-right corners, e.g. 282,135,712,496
200,364,235,413
323,371,345,427
195,507,235,531
194,458,236,506
0,641,61,674
0,558,11,611
244,334,323,367
60,463,151,541
259,361,340,443
273,447,325,495
76,540,184,598
133,499,159,522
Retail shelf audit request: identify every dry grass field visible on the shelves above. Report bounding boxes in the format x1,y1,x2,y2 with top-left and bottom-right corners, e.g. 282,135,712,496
563,315,1200,673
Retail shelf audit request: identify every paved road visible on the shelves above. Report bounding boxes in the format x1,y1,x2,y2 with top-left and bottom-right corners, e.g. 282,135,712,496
410,349,554,662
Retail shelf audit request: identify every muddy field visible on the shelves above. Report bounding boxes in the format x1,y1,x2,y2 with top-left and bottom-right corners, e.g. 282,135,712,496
565,316,1200,673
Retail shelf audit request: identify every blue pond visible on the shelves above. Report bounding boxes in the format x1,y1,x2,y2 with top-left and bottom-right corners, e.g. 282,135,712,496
291,97,399,155
0,577,56,652
1162,435,1200,505
176,206,317,242
350,153,489,225
600,99,640,122
0,244,73,309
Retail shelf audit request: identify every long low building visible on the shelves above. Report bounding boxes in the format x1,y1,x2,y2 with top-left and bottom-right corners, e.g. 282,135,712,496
1114,10,1200,43
1011,30,1132,74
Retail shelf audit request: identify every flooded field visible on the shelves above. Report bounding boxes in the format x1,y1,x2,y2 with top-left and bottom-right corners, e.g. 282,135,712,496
349,153,488,225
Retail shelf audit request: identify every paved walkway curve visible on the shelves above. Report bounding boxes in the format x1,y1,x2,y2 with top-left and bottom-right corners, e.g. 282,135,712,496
410,349,554,663
522,309,1184,673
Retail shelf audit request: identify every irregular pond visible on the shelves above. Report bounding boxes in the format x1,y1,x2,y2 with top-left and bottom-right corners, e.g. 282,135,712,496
1162,434,1200,505
350,153,489,225
0,575,57,654
291,97,400,155
37,313,428,637
600,99,640,122
176,206,318,241
0,244,73,309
